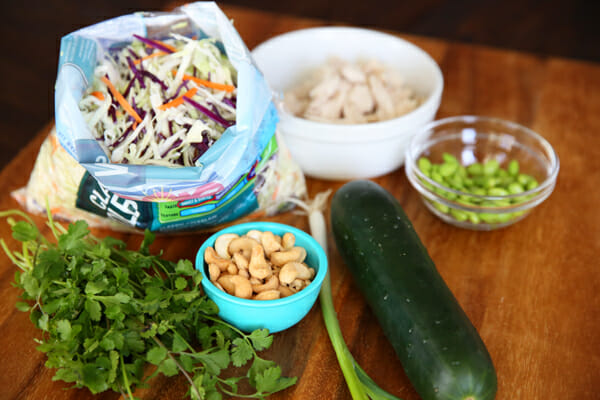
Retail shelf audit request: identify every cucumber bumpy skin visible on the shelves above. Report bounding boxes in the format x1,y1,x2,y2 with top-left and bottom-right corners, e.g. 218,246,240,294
331,180,497,400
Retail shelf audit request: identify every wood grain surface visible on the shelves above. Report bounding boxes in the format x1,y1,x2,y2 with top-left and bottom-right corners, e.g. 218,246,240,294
0,4,598,400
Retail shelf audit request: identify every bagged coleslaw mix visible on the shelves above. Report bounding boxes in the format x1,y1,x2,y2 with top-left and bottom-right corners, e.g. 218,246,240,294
13,2,306,232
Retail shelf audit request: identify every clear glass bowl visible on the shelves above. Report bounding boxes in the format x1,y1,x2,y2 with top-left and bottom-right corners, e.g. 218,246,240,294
405,116,559,230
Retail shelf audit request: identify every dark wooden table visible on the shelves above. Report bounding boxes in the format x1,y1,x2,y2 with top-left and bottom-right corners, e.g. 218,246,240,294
0,4,599,400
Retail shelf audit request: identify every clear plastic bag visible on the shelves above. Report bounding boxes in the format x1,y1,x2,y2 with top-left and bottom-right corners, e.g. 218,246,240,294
14,2,306,232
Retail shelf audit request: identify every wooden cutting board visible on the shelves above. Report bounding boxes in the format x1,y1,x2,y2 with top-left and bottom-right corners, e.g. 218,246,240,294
0,4,598,400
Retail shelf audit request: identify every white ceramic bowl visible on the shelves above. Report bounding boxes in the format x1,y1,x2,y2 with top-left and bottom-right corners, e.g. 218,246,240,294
251,26,444,180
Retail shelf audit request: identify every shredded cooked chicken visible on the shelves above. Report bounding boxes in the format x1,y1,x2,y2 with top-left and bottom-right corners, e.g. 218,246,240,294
284,58,421,124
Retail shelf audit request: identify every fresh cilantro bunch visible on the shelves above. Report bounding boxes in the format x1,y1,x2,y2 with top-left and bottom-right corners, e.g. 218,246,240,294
1,210,296,399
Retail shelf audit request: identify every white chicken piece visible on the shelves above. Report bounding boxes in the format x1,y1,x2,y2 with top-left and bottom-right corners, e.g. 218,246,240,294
341,63,367,84
283,57,420,124
305,80,351,121
308,72,342,102
368,74,395,120
342,84,374,123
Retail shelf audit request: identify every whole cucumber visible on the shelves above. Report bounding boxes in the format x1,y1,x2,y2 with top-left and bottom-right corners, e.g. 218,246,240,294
331,180,497,400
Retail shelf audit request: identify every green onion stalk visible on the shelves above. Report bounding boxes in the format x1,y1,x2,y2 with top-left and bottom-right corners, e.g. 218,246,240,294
288,192,402,400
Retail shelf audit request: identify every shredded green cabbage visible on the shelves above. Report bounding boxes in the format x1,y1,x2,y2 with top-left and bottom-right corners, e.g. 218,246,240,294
79,34,237,167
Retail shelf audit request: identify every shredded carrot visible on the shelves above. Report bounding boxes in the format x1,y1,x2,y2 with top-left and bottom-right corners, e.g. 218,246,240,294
184,87,198,98
50,206,64,215
101,76,142,123
172,70,236,93
90,91,105,101
153,39,176,53
133,51,166,65
157,87,198,111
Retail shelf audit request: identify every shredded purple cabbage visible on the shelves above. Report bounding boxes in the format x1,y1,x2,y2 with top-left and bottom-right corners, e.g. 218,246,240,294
222,97,236,109
161,138,183,158
142,70,168,91
165,80,189,103
122,77,136,100
112,124,134,147
192,133,211,160
126,57,146,89
127,48,140,60
183,97,233,128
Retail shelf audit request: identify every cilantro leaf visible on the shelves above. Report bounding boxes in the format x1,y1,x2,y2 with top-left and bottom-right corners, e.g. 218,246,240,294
159,358,179,377
248,329,273,351
172,334,188,353
231,338,253,367
85,279,108,295
11,221,39,242
140,229,156,251
81,363,109,394
199,348,230,375
37,313,49,331
55,319,72,341
254,365,297,394
85,298,102,322
179,353,195,373
15,301,30,312
57,220,89,255
175,259,194,276
175,277,188,291
147,346,168,365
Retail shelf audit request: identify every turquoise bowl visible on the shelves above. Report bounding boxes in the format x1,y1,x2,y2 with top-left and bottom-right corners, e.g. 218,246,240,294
195,222,327,333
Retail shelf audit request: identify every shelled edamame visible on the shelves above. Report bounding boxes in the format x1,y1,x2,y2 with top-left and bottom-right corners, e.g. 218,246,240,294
417,153,539,225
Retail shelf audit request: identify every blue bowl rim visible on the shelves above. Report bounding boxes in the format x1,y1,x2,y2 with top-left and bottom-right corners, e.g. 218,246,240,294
195,221,328,308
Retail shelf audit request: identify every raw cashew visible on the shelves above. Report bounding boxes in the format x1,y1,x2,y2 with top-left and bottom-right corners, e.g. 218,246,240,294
217,275,235,295
279,262,300,285
270,247,307,266
207,229,313,301
293,262,313,280
278,285,295,298
246,229,263,242
248,245,272,280
233,252,249,270
208,263,221,282
290,279,304,292
238,268,250,279
261,231,282,256
227,263,238,275
214,233,239,259
252,275,279,293
204,247,230,270
230,275,253,299
229,237,258,260
254,290,281,301
250,277,263,286
282,232,295,250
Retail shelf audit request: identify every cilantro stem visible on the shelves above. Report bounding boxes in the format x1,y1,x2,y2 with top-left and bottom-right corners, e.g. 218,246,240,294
45,203,62,241
0,239,26,271
170,329,196,352
216,383,266,399
0,209,36,225
120,353,135,400
151,335,202,399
